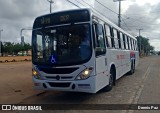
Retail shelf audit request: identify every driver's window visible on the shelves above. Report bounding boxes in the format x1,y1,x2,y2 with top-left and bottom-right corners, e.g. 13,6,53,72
36,33,43,58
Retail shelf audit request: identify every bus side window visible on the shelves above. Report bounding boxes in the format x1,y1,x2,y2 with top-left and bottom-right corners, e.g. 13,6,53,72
129,37,133,50
136,41,138,51
113,29,119,49
133,40,136,50
125,35,128,49
120,32,124,49
135,40,137,51
94,24,106,56
132,40,134,50
123,34,126,49
104,24,112,48
134,40,135,50
117,31,121,49
110,28,115,48
127,36,130,50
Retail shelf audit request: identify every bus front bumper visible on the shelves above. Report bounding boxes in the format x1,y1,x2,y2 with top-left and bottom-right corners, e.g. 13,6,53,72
32,76,96,93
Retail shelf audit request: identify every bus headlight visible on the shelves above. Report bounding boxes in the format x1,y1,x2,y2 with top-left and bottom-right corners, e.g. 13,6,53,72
32,68,41,79
76,67,93,80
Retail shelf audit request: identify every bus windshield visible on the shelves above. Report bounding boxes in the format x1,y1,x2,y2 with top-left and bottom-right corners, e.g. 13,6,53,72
32,24,92,66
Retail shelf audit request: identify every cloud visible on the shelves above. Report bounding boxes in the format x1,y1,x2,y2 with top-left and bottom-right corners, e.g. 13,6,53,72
0,0,160,50
121,2,160,50
0,0,75,43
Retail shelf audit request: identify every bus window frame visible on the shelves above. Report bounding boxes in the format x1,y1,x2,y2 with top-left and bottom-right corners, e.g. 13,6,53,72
127,36,131,50
123,34,126,49
124,35,129,50
93,23,106,57
113,28,119,49
120,32,124,49
117,30,121,49
104,23,112,48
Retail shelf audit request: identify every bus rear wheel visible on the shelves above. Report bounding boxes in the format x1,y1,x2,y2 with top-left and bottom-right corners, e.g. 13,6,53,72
128,61,135,75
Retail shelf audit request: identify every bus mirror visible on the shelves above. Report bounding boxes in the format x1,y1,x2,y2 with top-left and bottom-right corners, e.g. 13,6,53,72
96,24,103,35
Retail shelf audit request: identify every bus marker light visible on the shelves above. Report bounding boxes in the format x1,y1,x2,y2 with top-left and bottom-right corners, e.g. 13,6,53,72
32,68,41,79
33,70,37,76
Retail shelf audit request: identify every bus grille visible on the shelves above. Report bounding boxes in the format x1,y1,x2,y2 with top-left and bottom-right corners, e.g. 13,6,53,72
48,82,71,88
38,67,79,74
45,76,73,80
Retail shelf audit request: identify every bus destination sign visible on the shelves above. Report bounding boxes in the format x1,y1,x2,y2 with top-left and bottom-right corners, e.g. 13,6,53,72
33,10,90,28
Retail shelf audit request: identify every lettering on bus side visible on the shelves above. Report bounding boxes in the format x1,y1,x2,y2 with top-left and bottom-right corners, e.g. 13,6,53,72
117,54,125,60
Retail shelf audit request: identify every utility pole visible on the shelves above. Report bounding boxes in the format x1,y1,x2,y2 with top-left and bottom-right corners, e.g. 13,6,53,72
47,0,54,13
0,29,3,57
113,0,125,27
20,27,32,56
136,28,143,54
118,0,121,27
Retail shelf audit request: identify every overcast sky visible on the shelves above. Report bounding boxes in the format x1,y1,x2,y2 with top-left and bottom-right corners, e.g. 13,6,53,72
0,0,160,51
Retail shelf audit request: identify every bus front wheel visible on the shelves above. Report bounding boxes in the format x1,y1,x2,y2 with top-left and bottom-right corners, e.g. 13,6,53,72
104,69,114,92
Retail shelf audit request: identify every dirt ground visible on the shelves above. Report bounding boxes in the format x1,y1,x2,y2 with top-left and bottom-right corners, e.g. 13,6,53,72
0,56,31,62
0,62,42,104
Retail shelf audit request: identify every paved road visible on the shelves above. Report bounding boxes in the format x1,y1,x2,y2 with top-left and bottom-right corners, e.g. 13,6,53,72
1,56,160,113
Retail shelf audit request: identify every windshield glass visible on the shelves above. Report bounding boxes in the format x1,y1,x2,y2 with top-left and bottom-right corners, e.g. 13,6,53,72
32,24,92,66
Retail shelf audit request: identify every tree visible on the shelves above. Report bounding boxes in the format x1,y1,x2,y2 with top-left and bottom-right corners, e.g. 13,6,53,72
136,36,154,56
2,42,14,55
2,42,32,56
12,43,22,55
24,43,32,51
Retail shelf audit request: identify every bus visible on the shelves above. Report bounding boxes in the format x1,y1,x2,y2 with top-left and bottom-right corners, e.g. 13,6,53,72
32,9,139,93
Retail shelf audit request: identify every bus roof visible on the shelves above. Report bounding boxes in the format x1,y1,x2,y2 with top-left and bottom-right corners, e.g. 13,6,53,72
33,8,136,40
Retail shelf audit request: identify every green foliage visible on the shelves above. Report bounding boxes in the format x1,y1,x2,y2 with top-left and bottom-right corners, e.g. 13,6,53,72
1,42,31,55
136,36,154,55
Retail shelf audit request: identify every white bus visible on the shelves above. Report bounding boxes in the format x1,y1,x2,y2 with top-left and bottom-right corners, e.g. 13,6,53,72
32,9,139,93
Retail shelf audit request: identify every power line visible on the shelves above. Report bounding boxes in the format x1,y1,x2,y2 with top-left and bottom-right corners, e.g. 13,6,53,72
95,0,118,15
66,0,135,32
123,10,160,15
81,0,117,23
122,13,160,26
121,18,131,31
66,0,111,21
66,0,81,8
66,0,109,21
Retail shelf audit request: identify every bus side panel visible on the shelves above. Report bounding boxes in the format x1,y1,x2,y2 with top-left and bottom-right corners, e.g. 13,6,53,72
122,50,132,75
95,55,109,92
107,49,123,80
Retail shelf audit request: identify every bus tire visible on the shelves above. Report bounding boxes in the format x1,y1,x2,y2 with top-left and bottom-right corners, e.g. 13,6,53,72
133,60,135,73
104,69,114,92
128,61,134,75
